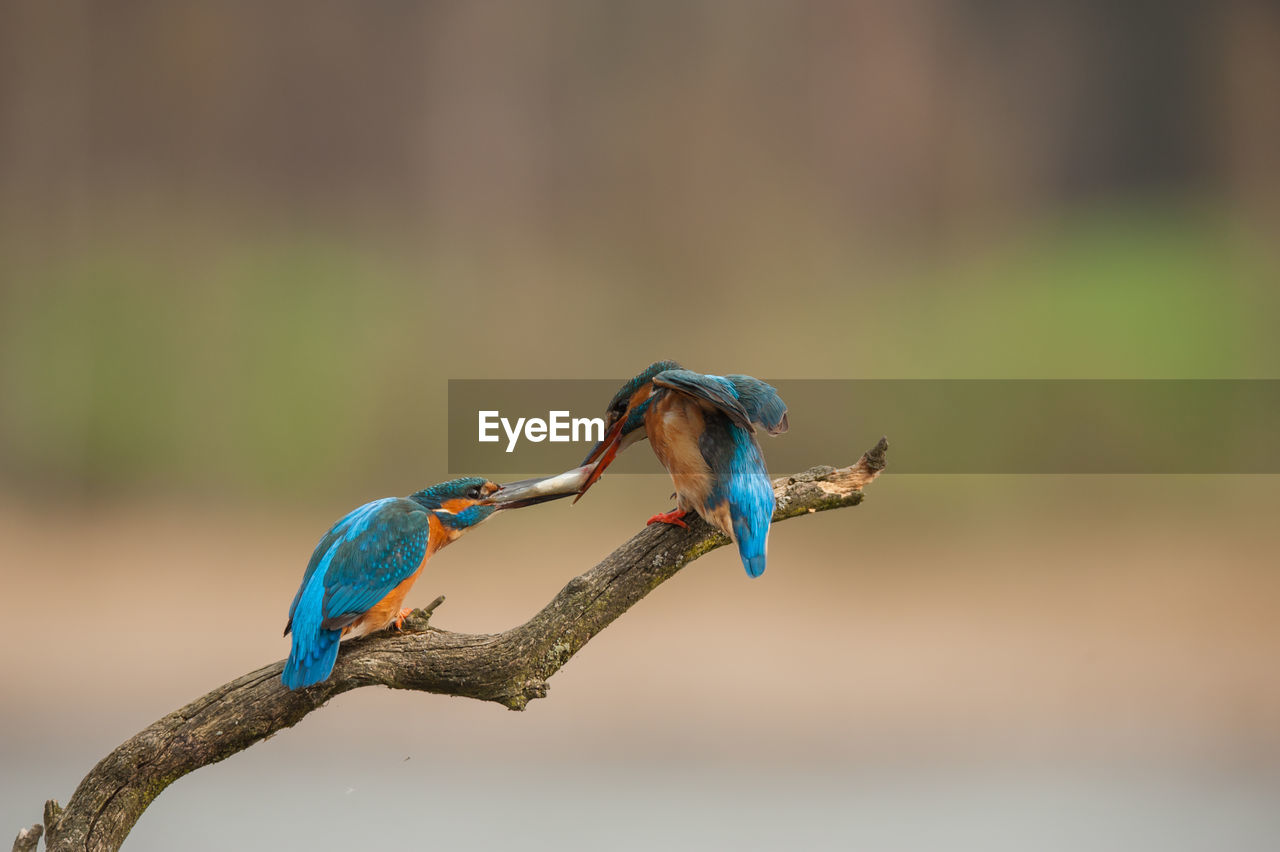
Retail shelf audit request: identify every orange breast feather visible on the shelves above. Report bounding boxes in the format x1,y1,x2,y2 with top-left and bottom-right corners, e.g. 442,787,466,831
647,393,714,511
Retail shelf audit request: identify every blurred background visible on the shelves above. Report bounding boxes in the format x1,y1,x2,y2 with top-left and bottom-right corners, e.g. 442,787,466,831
2,2,1278,849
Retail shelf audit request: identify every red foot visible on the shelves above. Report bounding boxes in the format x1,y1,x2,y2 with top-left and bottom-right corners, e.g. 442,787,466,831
392,607,414,631
646,508,689,528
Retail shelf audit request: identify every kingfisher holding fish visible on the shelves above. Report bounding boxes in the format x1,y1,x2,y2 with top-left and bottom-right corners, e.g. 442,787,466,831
576,361,789,578
282,471,587,689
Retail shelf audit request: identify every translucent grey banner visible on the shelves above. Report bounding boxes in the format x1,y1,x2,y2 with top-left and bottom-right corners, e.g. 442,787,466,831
447,380,1280,474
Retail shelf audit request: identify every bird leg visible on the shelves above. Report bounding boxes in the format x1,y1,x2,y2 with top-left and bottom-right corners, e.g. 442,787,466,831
646,508,689,528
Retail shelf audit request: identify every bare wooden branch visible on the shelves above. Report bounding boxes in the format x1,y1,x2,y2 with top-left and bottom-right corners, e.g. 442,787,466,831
11,825,42,852
20,439,887,852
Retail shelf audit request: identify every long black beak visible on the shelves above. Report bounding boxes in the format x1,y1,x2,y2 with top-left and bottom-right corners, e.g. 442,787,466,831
489,466,594,509
580,439,605,467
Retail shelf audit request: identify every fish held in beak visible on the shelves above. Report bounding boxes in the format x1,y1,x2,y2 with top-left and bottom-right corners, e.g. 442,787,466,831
489,465,594,509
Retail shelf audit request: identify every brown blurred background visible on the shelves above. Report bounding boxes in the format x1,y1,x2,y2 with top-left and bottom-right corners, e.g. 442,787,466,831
2,2,1279,850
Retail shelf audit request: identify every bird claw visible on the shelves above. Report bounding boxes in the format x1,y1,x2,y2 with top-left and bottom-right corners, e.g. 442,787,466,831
646,509,689,528
393,595,446,633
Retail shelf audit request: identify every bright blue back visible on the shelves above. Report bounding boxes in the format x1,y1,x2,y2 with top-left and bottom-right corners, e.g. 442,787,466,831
718,424,774,577
282,498,431,689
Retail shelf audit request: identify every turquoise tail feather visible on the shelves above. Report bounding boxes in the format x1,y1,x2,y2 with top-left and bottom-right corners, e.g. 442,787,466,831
282,627,342,690
732,507,770,578
736,534,768,578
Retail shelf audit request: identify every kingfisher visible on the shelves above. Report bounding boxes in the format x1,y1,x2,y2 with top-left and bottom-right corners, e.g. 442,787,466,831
576,361,789,578
282,473,583,690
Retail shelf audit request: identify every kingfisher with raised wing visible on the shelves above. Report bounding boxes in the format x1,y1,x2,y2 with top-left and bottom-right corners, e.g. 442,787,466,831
282,471,586,690
576,361,789,578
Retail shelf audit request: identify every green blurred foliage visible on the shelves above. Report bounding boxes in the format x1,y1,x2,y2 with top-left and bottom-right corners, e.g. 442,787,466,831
2,3,1277,500
896,206,1277,377
2,237,425,495
2,203,1275,499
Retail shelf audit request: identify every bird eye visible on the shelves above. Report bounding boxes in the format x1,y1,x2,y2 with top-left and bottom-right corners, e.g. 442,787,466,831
467,484,485,500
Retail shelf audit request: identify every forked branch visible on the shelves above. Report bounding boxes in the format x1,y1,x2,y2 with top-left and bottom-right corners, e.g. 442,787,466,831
18,438,888,852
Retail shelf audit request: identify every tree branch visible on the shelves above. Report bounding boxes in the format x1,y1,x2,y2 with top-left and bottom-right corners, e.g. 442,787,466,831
18,438,887,852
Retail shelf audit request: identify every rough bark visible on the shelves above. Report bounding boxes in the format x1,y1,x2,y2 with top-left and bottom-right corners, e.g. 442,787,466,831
16,438,887,852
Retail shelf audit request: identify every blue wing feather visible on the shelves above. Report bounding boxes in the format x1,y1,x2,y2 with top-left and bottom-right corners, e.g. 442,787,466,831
654,369,788,436
725,375,789,435
653,369,754,432
284,527,342,635
282,498,432,689
721,431,774,578
695,410,775,578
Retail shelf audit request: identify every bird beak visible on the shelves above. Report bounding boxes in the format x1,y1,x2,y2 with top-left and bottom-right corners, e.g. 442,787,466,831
574,415,628,503
488,466,594,510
